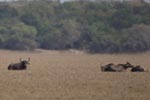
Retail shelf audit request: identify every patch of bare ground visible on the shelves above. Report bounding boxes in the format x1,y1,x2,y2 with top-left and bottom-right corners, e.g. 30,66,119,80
0,49,149,100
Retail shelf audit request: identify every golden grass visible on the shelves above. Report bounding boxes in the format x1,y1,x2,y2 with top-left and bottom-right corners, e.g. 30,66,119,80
0,49,149,100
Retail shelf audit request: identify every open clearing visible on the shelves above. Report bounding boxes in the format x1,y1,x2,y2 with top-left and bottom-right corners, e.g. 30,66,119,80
0,49,150,100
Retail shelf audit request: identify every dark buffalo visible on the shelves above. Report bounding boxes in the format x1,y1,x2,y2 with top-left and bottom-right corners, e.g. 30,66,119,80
101,63,115,71
8,58,30,70
101,62,134,72
131,65,145,72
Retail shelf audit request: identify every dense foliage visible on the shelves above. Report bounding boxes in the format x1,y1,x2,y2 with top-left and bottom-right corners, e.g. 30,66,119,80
0,1,150,53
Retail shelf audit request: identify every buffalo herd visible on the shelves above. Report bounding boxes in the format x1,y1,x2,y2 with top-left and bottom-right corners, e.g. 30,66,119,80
6,58,147,72
100,62,147,72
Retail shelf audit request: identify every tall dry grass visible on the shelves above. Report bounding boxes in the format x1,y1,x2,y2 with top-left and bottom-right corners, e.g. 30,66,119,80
0,49,149,100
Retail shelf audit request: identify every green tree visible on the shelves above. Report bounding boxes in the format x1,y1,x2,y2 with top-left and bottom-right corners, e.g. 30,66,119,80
110,3,135,29
0,5,18,18
121,24,150,52
1,23,38,50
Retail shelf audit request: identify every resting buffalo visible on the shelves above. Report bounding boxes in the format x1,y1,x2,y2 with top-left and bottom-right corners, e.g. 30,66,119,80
8,58,30,70
101,62,134,72
131,65,145,72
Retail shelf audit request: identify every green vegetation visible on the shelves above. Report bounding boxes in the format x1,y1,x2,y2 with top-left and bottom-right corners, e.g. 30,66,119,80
0,1,150,53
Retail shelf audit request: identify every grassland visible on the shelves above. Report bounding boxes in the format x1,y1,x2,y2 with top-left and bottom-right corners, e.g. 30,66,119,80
0,49,149,100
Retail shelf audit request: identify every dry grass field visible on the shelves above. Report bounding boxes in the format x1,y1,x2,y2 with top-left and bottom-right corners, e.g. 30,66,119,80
0,49,150,100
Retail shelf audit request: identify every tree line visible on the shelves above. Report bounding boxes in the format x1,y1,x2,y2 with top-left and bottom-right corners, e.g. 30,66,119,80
0,1,150,53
